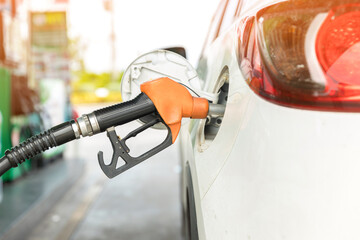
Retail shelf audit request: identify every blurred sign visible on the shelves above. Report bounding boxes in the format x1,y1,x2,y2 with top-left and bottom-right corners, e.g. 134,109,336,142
31,11,67,49
31,49,70,81
30,11,69,83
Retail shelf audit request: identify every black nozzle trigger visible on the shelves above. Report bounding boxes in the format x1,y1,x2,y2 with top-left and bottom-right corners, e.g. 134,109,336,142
97,116,173,178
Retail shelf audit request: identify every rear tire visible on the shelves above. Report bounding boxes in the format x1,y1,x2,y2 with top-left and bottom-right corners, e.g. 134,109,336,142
181,163,199,240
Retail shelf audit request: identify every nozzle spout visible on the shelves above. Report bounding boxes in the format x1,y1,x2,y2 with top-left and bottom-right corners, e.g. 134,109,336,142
208,103,226,117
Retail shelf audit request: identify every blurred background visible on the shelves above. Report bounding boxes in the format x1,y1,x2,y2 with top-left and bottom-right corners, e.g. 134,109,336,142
0,0,218,239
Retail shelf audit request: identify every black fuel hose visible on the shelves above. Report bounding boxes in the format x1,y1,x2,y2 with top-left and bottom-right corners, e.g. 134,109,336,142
0,122,76,176
0,93,156,177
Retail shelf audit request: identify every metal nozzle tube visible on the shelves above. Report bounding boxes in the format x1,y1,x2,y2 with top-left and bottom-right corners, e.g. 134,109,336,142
208,103,226,117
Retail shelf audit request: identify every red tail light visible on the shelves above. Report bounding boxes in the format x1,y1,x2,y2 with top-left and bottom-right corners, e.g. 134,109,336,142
316,4,360,86
237,1,360,112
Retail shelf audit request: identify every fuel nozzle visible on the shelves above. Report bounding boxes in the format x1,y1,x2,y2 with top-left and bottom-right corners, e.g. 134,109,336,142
0,92,156,176
0,77,224,178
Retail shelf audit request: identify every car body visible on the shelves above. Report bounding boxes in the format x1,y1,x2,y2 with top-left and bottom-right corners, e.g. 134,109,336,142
179,0,360,239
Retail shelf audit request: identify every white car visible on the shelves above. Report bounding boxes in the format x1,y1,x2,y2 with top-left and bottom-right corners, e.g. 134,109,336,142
178,0,360,239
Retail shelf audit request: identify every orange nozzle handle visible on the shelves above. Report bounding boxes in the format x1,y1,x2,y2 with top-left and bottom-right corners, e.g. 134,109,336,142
140,77,209,143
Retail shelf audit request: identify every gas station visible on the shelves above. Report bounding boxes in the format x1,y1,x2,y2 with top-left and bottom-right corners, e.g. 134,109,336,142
0,0,217,239
3,0,357,239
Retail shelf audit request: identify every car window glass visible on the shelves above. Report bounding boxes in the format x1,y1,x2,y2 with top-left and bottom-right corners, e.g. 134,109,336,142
218,0,241,36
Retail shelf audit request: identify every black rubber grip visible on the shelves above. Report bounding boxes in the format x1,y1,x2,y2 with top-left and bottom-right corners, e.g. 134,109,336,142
94,93,156,132
52,121,77,145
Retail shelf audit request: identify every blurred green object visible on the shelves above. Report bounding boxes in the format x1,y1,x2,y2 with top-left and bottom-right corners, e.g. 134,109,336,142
0,69,38,182
0,111,2,202
0,68,15,182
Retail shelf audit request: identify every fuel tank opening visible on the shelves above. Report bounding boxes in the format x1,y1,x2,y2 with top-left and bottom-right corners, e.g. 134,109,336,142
204,72,229,141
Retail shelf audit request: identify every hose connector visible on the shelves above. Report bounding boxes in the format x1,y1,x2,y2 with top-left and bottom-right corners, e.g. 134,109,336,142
76,113,101,137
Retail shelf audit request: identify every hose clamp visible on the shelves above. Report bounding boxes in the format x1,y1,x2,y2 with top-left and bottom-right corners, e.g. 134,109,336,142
77,115,93,137
71,120,81,139
88,112,101,134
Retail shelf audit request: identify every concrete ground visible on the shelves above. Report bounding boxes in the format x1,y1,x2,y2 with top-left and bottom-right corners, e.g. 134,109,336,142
0,104,184,240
